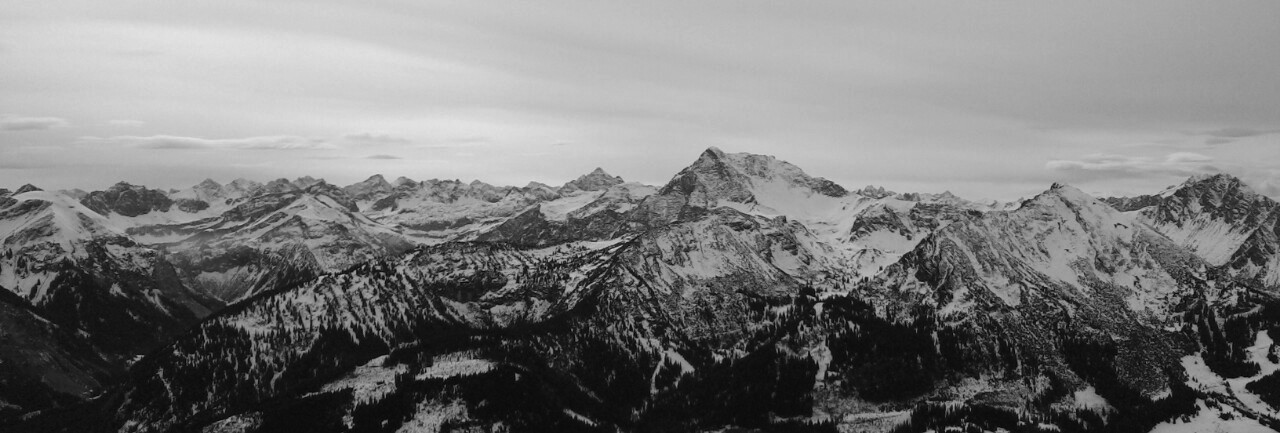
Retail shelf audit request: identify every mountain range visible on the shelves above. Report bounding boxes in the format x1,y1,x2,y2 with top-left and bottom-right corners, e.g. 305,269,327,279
2,147,1280,432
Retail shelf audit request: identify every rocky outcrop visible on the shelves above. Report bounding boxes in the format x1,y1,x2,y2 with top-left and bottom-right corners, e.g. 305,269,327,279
79,182,175,217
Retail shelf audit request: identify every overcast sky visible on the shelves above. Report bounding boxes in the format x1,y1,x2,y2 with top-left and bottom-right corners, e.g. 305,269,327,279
2,1,1278,200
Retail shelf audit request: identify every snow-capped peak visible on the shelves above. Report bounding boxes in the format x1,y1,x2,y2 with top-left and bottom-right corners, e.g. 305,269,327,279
1134,173,1277,270
1,190,129,257
659,147,849,208
1038,182,1095,205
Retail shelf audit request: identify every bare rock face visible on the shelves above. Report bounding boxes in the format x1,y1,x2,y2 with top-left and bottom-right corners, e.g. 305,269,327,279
560,167,624,194
342,174,394,202
79,182,175,217
0,289,116,421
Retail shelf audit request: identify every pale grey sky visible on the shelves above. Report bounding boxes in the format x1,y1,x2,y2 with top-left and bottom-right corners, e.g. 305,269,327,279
2,1,1278,200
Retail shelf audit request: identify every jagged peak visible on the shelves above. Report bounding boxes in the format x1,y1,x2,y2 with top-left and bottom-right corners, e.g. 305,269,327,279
1184,172,1238,185
195,178,221,188
562,166,625,192
292,176,324,188
15,183,43,194
393,176,416,187
262,178,301,193
363,174,388,183
1156,172,1263,204
856,185,894,198
574,167,618,179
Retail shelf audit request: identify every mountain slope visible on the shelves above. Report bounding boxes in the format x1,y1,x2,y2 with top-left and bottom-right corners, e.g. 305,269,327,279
631,147,985,279
0,190,219,355
0,289,115,423
476,181,657,247
858,183,1280,431
0,189,222,421
47,207,844,432
141,183,414,302
362,179,560,242
1118,174,1280,289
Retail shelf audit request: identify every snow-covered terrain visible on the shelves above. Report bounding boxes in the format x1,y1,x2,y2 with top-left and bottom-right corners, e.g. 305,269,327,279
8,150,1280,432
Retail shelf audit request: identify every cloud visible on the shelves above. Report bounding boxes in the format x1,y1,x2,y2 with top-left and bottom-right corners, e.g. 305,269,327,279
81,135,336,150
1046,152,1218,180
0,161,49,170
107,119,146,127
1,115,70,131
1197,127,1280,145
1204,127,1280,138
415,136,491,149
1165,152,1214,163
343,133,411,145
365,154,401,159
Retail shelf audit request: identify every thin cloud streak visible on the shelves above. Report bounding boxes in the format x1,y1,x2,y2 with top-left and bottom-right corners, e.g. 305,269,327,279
107,119,146,127
80,135,337,150
344,133,411,145
1046,152,1219,181
1,115,69,131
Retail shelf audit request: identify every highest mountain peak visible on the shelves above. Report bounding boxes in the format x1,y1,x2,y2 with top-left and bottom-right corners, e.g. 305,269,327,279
663,147,848,202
